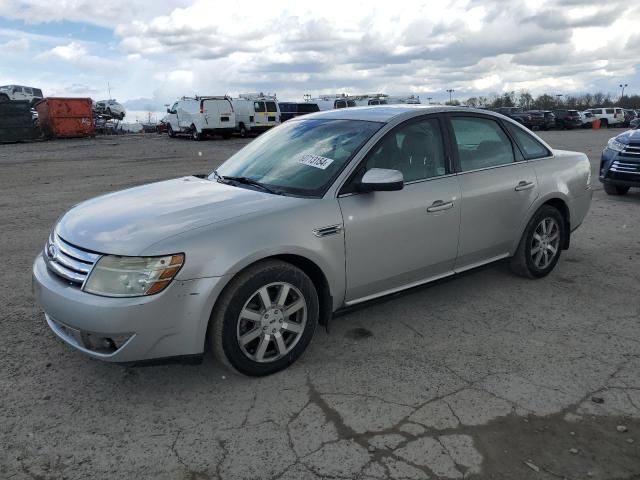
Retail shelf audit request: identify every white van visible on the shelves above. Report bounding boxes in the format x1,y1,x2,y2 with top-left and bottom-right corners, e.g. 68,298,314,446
588,107,625,128
386,95,421,105
166,96,235,140
311,94,357,111
231,93,280,137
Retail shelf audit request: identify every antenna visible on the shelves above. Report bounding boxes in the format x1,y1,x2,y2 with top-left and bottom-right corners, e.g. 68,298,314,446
107,82,112,99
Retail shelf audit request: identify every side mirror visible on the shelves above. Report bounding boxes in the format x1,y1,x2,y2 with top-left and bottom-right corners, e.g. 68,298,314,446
358,168,404,192
166,108,172,114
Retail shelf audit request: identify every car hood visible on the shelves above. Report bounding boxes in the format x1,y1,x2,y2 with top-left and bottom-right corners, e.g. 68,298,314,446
56,176,298,255
616,129,640,144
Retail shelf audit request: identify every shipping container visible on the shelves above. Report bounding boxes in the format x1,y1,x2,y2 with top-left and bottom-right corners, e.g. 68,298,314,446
36,97,95,138
0,100,37,143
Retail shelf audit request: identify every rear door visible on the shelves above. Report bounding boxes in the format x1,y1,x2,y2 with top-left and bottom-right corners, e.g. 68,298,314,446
253,101,267,127
265,101,279,126
447,114,539,270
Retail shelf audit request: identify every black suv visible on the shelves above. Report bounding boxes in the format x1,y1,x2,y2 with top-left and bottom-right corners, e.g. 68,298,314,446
493,107,532,128
527,110,556,130
278,102,320,122
553,110,581,129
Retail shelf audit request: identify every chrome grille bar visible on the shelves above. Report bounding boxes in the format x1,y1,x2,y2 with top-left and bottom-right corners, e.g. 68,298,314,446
44,233,101,285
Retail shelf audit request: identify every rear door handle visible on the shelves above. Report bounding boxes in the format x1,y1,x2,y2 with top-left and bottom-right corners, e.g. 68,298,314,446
427,200,454,213
515,181,535,191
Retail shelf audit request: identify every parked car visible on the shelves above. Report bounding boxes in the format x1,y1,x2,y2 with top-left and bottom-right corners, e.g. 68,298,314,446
231,93,280,137
32,106,592,376
278,102,320,122
166,96,235,140
630,117,640,129
493,107,532,128
588,107,625,128
0,85,44,105
93,99,126,120
553,109,582,129
527,110,556,130
156,119,168,134
579,111,596,128
600,128,640,195
623,109,637,127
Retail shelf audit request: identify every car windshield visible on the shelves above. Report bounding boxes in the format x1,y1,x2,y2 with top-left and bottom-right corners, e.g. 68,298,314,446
212,119,382,197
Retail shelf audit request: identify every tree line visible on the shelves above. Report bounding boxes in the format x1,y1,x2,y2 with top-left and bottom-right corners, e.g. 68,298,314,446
445,91,639,111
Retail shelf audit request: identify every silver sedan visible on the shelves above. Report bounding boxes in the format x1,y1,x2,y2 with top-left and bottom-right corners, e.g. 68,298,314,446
33,106,592,376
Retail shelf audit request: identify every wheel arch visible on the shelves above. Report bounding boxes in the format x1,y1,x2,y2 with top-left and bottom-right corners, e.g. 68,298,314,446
542,198,571,250
203,252,334,353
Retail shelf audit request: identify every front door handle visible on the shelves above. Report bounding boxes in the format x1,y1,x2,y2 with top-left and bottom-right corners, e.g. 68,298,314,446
515,180,535,191
427,200,454,213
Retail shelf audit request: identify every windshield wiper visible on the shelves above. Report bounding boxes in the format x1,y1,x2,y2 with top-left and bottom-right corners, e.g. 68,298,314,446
217,174,282,195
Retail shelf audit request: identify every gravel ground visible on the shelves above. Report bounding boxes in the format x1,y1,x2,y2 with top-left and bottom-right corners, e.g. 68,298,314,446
1,128,639,480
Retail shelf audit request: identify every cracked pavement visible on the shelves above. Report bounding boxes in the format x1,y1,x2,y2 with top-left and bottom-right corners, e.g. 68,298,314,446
1,129,639,479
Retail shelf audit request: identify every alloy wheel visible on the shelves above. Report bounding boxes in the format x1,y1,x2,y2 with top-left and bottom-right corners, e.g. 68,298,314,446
530,217,560,269
236,282,307,363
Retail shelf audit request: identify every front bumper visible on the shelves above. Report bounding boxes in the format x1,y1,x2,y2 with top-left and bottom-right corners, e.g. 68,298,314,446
599,149,640,187
32,253,226,362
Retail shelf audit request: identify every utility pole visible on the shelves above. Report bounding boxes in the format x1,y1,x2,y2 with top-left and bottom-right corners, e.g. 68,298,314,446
555,94,563,106
446,89,455,104
108,82,112,99
426,97,433,105
619,83,628,100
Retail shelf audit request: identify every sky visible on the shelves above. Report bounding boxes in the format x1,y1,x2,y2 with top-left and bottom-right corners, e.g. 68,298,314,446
1,0,638,122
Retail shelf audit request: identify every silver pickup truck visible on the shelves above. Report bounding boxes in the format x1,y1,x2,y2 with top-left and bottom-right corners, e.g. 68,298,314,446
33,106,592,376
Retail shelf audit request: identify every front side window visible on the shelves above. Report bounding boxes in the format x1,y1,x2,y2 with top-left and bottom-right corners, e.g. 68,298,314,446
606,108,614,114
363,117,447,182
254,101,266,112
213,119,382,197
504,123,551,160
13,86,23,93
450,117,515,172
335,100,346,109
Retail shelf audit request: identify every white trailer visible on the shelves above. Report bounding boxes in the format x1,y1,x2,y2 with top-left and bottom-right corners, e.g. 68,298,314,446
385,95,421,105
231,93,280,137
166,96,235,140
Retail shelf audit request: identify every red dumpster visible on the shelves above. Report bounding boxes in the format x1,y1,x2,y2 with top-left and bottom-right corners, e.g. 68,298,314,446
36,97,95,138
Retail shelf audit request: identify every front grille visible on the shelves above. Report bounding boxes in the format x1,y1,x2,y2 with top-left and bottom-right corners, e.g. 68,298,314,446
620,144,640,158
44,233,100,285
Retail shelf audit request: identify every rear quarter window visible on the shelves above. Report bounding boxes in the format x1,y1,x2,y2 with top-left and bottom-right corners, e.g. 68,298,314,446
504,123,551,160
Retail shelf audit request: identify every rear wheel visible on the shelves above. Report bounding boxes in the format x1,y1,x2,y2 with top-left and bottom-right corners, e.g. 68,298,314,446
511,205,565,278
0,94,9,102
191,125,203,141
239,124,248,138
601,118,609,128
603,183,630,195
209,260,319,376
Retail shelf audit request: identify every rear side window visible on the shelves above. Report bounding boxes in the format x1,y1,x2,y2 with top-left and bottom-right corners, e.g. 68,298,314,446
279,103,292,113
450,117,515,172
504,123,551,160
605,108,614,114
265,101,277,112
347,100,356,107
253,101,266,112
335,100,346,109
298,103,319,113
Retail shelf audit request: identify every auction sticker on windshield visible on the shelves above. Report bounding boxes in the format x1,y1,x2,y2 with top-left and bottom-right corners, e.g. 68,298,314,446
298,154,334,170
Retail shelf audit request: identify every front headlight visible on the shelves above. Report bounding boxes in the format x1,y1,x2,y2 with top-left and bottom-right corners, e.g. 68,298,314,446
607,137,626,153
83,254,184,297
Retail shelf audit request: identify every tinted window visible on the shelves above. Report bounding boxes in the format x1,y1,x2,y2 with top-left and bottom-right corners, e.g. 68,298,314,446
605,109,614,114
253,101,266,112
265,101,277,112
298,103,319,113
451,117,514,172
591,109,602,114
23,87,33,94
13,86,23,93
215,119,382,198
33,89,43,97
347,100,356,107
335,100,346,109
364,118,447,182
504,123,551,160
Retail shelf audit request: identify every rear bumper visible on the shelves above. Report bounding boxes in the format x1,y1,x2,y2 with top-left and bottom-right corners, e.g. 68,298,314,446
569,188,593,231
32,253,226,362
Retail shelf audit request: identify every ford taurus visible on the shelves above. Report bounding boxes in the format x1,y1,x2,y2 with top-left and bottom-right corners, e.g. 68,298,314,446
33,106,593,376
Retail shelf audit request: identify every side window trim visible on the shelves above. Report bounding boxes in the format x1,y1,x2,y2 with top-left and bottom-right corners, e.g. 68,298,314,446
444,113,522,174
502,121,552,160
337,114,453,196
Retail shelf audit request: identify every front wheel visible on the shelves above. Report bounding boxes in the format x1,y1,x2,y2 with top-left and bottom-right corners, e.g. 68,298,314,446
167,124,176,138
209,260,319,376
604,183,630,195
510,205,565,278
191,125,203,141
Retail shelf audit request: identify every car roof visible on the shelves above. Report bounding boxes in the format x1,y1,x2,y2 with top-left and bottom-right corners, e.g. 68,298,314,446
300,105,510,123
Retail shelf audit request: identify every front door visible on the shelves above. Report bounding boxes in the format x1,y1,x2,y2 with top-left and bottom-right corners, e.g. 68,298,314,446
338,116,461,303
446,114,539,269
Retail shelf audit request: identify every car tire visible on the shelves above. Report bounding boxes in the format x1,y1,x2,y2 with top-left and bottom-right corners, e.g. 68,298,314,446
167,124,176,138
510,205,565,279
239,124,248,138
191,125,203,141
601,119,608,128
209,260,319,376
0,94,9,102
603,183,630,195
